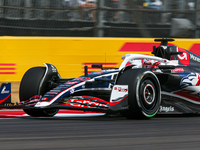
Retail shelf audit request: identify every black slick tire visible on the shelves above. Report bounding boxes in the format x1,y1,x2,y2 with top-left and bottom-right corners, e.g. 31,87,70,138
19,67,58,117
116,68,161,119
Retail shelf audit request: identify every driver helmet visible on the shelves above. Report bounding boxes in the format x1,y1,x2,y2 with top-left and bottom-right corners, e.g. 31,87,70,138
142,59,160,68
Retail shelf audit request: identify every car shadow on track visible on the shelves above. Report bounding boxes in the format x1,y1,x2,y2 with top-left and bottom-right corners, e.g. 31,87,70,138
18,113,200,122
19,115,128,122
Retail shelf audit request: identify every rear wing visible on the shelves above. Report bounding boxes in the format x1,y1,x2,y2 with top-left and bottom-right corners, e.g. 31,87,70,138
0,83,11,105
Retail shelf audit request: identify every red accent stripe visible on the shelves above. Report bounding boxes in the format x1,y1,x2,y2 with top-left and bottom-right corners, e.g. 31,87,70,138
85,67,116,69
0,110,25,115
59,110,104,114
196,74,200,86
119,42,175,52
0,72,16,74
0,110,103,115
173,90,197,101
82,96,109,104
0,63,16,66
0,68,16,70
0,93,11,103
110,95,128,106
0,110,105,118
83,63,118,65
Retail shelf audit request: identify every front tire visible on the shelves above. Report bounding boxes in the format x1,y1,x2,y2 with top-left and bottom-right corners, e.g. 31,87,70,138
19,67,59,117
117,68,161,119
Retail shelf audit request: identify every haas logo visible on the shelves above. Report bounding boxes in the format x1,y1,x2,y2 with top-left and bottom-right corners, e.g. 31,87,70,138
114,87,128,92
177,48,190,65
178,53,187,60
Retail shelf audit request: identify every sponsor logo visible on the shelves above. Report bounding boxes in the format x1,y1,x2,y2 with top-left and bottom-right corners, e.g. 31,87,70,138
65,81,78,85
73,77,90,81
48,92,58,94
143,59,161,68
51,65,57,72
41,97,48,101
177,48,190,65
190,54,200,62
114,86,128,92
67,99,108,108
110,85,128,105
159,106,174,112
178,53,187,60
172,68,184,72
1,86,9,94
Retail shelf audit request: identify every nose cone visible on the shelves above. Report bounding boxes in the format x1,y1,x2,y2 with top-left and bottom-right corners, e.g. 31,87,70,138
35,102,51,107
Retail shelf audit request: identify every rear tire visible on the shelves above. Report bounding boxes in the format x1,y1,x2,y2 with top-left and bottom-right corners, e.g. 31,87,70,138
19,67,59,117
117,69,161,119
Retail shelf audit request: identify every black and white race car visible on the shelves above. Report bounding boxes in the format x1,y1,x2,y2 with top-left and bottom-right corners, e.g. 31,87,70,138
2,38,200,119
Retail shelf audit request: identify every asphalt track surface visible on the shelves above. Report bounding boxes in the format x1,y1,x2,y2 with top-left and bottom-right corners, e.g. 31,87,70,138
1,111,200,150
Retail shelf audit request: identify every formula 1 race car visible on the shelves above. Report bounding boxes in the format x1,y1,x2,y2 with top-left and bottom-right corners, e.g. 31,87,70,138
2,38,200,119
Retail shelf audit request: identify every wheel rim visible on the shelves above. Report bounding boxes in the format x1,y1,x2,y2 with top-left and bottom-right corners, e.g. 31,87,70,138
138,77,160,117
143,83,155,105
140,81,156,110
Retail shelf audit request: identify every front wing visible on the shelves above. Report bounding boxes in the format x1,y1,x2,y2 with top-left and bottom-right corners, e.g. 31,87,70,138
0,96,109,113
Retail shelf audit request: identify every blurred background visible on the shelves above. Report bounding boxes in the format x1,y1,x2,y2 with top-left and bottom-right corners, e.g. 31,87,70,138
0,0,199,38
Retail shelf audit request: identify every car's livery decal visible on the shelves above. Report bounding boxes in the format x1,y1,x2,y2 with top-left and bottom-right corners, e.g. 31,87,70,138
110,85,128,106
35,72,118,107
179,73,200,87
60,96,109,108
177,47,190,65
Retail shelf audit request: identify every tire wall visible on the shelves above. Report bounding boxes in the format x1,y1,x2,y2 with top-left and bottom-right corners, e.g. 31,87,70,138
1,37,200,82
